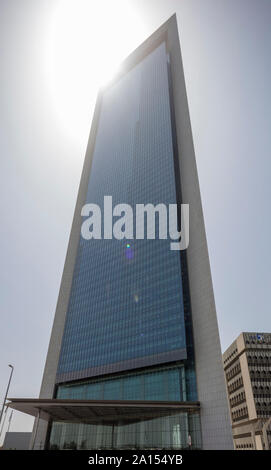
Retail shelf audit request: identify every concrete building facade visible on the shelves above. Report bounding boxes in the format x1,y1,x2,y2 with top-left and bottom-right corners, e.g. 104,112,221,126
223,332,271,450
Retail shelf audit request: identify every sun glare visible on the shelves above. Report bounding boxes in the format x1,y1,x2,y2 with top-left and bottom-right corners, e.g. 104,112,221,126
45,0,146,143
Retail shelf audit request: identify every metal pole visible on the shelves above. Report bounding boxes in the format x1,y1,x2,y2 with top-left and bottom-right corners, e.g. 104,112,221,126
0,406,8,440
31,409,40,450
0,365,14,426
111,423,114,449
6,410,13,434
262,416,271,450
251,423,257,450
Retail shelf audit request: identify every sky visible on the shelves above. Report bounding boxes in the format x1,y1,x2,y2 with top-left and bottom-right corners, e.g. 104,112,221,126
0,0,271,439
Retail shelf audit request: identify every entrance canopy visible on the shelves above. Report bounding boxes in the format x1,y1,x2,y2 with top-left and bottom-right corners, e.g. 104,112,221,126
7,398,200,425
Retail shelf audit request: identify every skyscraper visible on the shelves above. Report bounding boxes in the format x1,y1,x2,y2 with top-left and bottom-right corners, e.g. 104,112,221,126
8,15,233,450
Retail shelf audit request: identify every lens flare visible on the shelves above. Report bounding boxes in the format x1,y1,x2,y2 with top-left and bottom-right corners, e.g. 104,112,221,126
125,243,134,260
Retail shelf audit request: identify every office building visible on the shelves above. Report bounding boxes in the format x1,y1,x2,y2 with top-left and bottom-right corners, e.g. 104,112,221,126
223,332,271,450
2,432,31,450
8,15,232,450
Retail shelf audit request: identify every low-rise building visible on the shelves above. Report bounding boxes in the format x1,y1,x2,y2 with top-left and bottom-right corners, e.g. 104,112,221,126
2,432,31,450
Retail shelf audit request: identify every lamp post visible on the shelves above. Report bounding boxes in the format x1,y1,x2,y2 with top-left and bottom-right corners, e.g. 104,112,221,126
7,410,13,434
0,364,14,426
0,406,8,439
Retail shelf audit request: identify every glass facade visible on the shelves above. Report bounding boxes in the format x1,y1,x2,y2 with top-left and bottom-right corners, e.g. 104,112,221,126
57,365,186,402
49,412,202,450
48,41,201,450
56,42,188,383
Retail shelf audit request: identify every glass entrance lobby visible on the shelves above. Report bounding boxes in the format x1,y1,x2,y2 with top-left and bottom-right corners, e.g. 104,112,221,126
49,411,201,450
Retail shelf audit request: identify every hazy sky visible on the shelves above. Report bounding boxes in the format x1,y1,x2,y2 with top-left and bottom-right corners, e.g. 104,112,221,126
0,0,271,438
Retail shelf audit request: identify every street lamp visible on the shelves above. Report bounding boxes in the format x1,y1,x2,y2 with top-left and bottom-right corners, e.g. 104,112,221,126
0,364,14,426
